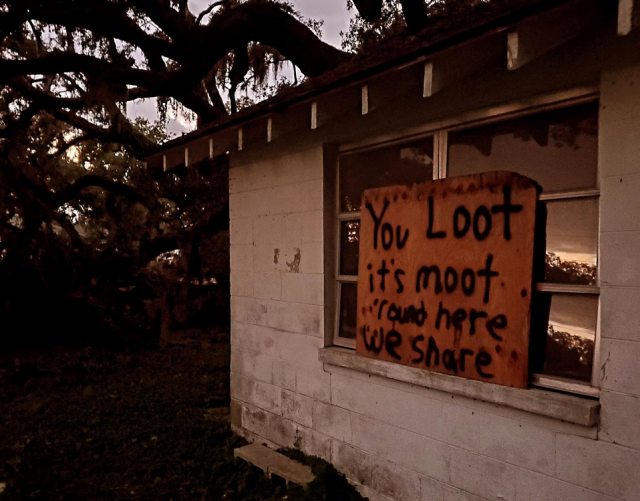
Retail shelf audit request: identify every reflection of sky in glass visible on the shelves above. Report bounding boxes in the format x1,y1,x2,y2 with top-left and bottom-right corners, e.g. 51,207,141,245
447,103,598,194
546,198,598,266
548,294,598,340
340,221,360,276
339,139,434,212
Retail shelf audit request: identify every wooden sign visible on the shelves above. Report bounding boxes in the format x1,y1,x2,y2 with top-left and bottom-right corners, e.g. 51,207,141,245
356,172,539,388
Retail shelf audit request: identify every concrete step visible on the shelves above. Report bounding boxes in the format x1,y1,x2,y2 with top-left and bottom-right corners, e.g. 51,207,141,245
234,443,315,487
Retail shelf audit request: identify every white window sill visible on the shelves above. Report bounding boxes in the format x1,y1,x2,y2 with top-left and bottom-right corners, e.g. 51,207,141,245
319,347,599,427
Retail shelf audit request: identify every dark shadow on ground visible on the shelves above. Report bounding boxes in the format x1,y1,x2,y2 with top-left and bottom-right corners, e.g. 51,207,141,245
0,329,364,500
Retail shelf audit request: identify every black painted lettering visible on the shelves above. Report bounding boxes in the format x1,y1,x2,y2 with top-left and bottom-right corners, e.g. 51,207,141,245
475,351,494,378
491,185,523,241
377,260,390,292
377,300,388,320
366,200,390,249
427,196,446,239
468,309,488,335
425,336,440,367
384,328,402,360
477,254,499,304
461,269,475,296
453,206,471,238
382,223,394,250
411,335,425,363
460,349,474,372
362,326,383,354
435,301,450,330
416,265,443,294
486,314,507,341
443,350,458,373
444,267,458,293
473,205,492,241
452,308,467,332
394,269,405,293
396,226,409,249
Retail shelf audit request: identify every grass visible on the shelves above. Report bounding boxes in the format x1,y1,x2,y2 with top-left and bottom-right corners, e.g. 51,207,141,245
0,329,365,501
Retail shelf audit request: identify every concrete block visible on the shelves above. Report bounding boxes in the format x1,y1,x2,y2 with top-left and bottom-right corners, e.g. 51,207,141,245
420,476,487,501
276,331,323,368
449,447,516,501
600,338,640,396
233,373,281,415
299,210,324,243
267,301,323,337
371,457,421,501
600,389,640,450
599,116,640,176
600,286,640,342
295,426,332,461
231,322,254,350
230,217,253,245
234,443,315,486
229,147,322,194
312,401,352,442
600,231,640,287
515,466,622,501
331,372,555,475
601,174,640,232
556,433,640,501
239,350,273,384
266,413,298,449
231,297,267,326
229,179,323,219
350,414,451,483
253,244,280,273
272,359,297,391
253,272,282,300
230,244,253,271
331,440,372,486
230,371,253,403
230,270,253,298
298,242,324,274
282,273,324,305
241,403,269,437
281,389,314,428
296,366,331,402
600,65,640,124
253,215,288,246
252,325,281,358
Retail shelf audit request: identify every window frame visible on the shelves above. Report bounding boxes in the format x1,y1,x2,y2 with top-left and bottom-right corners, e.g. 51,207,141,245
331,89,601,396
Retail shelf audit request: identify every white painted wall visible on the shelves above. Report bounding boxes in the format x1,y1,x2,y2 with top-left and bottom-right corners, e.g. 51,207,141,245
228,28,640,501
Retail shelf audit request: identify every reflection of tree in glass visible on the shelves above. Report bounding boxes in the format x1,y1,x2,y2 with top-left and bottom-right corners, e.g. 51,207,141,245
545,252,596,285
544,324,594,382
346,221,360,244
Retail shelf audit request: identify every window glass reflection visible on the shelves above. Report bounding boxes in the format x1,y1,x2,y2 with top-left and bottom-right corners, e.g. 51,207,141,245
447,103,598,194
544,198,598,285
339,283,358,340
540,293,598,382
340,221,360,276
339,139,434,212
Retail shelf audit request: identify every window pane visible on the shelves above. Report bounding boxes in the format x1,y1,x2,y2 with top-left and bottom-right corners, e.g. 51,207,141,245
532,293,598,383
340,220,360,276
447,103,598,194
339,138,434,212
338,283,358,340
544,198,598,285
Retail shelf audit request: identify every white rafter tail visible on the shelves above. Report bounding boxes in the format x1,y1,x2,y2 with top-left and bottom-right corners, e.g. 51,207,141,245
618,0,639,35
184,147,189,167
267,117,273,143
209,138,214,159
311,101,318,130
162,154,167,173
238,127,243,151
507,0,603,71
423,61,434,98
361,85,369,115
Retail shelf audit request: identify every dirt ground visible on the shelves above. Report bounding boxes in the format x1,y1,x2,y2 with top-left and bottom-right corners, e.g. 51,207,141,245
0,329,364,501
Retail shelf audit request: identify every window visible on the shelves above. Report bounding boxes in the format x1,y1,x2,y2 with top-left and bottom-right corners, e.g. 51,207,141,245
334,100,600,395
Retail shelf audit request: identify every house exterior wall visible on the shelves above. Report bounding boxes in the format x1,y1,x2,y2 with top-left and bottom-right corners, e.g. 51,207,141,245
228,32,640,501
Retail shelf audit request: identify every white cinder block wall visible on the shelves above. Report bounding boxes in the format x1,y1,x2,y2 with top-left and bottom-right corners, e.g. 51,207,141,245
229,61,640,501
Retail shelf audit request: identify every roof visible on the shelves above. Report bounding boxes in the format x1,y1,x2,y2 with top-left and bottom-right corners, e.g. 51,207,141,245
145,0,601,159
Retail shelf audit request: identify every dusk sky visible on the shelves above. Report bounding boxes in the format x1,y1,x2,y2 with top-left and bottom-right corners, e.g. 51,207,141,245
127,0,351,135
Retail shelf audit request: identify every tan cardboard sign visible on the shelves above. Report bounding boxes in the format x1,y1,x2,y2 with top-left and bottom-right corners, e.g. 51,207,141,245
356,172,539,388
